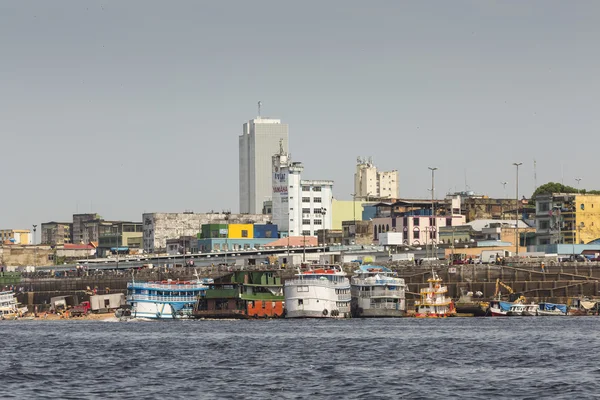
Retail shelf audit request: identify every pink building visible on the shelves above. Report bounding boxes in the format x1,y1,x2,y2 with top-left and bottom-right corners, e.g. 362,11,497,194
372,201,466,246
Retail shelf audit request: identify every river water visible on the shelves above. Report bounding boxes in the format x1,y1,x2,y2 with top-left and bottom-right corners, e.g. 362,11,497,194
1,317,599,399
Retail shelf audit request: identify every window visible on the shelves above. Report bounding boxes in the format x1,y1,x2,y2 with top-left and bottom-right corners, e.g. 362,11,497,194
297,286,309,293
241,230,248,238
413,231,419,239
302,230,310,236
302,186,310,191
314,219,322,225
386,224,390,232
302,208,310,214
314,197,322,203
302,219,311,225
539,203,550,212
403,217,408,227
414,218,419,226
446,218,452,227
313,186,321,192
539,221,549,230
302,197,310,203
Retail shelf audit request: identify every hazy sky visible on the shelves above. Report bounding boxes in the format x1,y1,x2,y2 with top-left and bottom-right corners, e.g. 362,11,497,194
2,1,599,231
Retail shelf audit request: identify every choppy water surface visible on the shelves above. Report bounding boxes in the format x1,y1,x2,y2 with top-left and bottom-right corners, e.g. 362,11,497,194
1,317,600,399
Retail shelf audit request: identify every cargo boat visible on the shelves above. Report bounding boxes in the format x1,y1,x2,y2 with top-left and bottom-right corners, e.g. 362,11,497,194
0,291,28,320
193,271,284,319
351,265,406,317
284,265,351,318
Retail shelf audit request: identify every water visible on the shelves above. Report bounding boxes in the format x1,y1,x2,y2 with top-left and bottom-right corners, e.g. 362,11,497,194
2,318,600,399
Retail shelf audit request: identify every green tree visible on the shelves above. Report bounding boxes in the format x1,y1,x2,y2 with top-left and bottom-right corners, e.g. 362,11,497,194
531,182,600,200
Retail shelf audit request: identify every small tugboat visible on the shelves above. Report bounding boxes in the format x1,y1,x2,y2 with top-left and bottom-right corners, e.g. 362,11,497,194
284,264,351,318
414,270,456,318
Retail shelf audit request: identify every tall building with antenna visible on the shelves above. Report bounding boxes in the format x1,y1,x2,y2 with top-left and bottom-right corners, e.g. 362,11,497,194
354,157,399,199
239,102,289,214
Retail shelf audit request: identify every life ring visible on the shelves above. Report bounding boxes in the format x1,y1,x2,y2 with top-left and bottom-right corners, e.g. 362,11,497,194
322,309,328,316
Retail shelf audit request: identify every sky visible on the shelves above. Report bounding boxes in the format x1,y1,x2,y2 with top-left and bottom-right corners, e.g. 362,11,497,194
1,1,599,232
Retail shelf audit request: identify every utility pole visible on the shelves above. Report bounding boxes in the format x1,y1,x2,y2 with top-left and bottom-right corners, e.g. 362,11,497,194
351,193,356,245
575,177,582,194
428,167,438,262
32,224,37,269
513,162,522,257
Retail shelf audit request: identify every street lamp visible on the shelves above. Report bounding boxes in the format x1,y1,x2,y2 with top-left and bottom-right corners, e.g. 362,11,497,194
351,193,357,243
32,224,37,269
575,177,582,194
428,167,438,261
501,181,508,199
513,162,522,257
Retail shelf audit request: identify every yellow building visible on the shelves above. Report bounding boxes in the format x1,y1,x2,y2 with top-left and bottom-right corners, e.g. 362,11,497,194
227,224,254,239
572,195,600,244
332,199,376,230
537,193,600,245
0,229,32,245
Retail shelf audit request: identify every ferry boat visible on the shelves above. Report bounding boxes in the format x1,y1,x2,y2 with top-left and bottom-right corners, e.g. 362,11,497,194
351,265,406,317
0,291,28,320
284,265,351,318
414,270,456,318
127,274,211,319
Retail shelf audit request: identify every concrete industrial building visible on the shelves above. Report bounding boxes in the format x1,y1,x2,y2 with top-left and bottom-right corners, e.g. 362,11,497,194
142,212,271,253
239,114,289,214
72,213,101,244
271,145,333,237
41,222,72,245
354,157,399,200
535,193,600,245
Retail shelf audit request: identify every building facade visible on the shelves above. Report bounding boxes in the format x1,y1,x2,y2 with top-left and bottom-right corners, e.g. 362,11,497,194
0,229,31,245
354,157,399,200
41,222,72,245
97,221,143,255
142,212,271,253
72,213,101,244
271,147,333,237
535,193,600,245
239,116,289,214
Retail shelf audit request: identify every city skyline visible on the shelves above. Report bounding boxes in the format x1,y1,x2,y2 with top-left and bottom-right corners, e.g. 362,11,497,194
2,1,599,229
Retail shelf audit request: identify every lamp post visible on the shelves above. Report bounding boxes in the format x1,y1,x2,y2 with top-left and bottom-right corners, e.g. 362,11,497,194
575,177,582,194
351,192,357,240
32,224,37,269
428,167,438,261
513,162,522,257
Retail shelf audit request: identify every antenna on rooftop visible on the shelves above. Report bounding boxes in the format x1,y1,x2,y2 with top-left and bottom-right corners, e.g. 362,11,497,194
258,101,262,118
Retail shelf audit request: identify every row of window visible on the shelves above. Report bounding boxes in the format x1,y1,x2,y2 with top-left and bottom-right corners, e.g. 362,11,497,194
301,197,322,203
302,186,322,192
301,219,322,225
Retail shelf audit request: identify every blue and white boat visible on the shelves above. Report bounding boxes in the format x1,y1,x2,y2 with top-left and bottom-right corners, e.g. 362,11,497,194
350,265,406,317
127,274,211,319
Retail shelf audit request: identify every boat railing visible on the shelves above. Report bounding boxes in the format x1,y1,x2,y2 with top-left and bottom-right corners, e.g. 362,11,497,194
128,283,206,291
337,293,352,301
352,278,405,286
128,295,198,302
355,289,404,298
415,298,451,306
419,286,448,294
368,302,403,310
285,278,350,288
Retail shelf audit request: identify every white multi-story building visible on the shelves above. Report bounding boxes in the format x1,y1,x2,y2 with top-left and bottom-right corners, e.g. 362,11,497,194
239,116,289,214
354,157,399,199
272,147,333,236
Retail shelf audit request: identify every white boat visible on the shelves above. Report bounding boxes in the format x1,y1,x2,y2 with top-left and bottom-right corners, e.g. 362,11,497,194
537,303,567,316
0,291,28,320
127,274,210,319
351,265,406,317
284,265,351,318
507,303,538,316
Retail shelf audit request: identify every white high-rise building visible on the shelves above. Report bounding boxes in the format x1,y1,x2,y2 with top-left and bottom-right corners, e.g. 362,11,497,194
272,147,333,236
239,115,289,214
354,156,399,199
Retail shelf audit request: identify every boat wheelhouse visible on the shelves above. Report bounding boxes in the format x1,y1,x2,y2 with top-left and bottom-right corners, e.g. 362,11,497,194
414,270,455,318
127,278,209,319
351,265,406,317
284,265,351,318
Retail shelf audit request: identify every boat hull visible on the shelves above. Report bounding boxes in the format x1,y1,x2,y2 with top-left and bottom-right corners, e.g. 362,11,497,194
131,302,193,320
354,308,405,318
455,303,488,317
285,309,349,319
537,310,565,316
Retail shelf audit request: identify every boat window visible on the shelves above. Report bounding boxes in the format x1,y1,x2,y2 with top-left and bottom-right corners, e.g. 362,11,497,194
298,299,303,306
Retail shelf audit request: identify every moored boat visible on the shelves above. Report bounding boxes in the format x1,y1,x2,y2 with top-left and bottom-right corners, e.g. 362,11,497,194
0,291,28,320
284,265,351,318
455,289,488,317
536,302,567,316
127,274,210,319
414,270,456,318
506,303,537,316
351,265,406,317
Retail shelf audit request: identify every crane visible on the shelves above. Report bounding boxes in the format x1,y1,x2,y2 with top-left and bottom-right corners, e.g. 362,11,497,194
494,278,514,297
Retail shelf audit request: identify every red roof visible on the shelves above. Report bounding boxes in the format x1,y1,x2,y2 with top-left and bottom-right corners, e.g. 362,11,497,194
264,236,318,248
64,244,94,250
